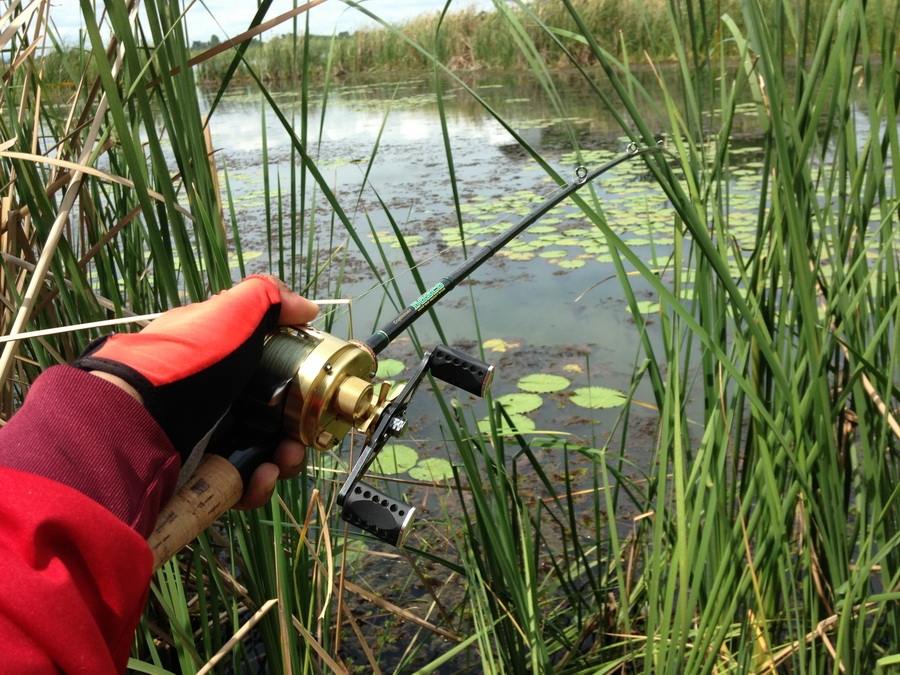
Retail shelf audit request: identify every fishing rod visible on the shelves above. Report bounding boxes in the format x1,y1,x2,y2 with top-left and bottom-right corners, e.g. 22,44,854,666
149,142,659,568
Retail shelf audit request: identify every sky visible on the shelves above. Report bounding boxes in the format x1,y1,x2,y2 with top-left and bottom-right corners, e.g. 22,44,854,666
48,0,496,44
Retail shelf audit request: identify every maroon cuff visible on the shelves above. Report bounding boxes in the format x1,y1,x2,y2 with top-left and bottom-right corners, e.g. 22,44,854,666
0,365,180,536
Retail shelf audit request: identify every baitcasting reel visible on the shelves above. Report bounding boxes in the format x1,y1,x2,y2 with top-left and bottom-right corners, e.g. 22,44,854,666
148,326,493,567
231,326,494,546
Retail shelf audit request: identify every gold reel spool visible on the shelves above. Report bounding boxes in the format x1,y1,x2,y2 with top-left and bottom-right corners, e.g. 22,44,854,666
259,327,389,451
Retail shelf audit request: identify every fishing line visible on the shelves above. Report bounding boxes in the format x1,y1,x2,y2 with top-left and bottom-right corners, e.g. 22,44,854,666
365,142,662,352
2,145,658,352
333,143,661,334
0,299,349,345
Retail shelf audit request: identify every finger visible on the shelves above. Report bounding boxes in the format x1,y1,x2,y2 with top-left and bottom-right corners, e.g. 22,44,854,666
273,438,306,479
235,462,280,510
278,288,319,326
259,275,319,326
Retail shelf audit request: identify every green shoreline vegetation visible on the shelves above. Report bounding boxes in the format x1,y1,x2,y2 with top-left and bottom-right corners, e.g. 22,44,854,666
2,0,898,672
189,0,895,82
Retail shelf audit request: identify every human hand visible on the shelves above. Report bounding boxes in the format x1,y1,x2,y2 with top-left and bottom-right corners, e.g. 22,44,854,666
75,275,318,511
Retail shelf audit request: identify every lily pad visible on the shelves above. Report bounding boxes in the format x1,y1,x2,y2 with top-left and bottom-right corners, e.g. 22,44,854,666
376,359,405,378
496,392,543,414
504,251,536,261
627,300,660,315
372,444,419,475
517,373,570,393
570,386,627,409
335,543,366,566
409,457,454,482
529,225,557,234
228,250,262,266
557,259,586,270
483,338,520,353
478,413,536,435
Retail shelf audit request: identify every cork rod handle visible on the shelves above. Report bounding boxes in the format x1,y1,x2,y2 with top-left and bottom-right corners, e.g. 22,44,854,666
148,454,244,570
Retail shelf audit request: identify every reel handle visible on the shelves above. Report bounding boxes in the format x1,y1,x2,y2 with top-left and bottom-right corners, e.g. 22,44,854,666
430,345,494,397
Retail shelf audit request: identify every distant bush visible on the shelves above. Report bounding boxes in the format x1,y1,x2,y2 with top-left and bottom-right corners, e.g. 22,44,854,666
191,0,894,81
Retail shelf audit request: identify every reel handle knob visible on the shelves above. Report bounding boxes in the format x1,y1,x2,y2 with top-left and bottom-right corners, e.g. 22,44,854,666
430,345,494,397
340,481,415,546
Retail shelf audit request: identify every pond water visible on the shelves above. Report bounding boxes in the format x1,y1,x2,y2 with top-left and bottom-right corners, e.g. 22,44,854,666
205,69,772,489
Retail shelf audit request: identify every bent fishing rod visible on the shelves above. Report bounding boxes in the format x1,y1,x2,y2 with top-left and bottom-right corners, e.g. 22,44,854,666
148,142,659,568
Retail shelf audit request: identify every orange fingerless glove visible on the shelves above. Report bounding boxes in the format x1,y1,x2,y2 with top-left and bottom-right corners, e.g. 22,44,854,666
74,276,283,461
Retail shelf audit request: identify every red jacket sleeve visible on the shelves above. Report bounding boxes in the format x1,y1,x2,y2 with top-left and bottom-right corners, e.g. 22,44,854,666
0,365,181,673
